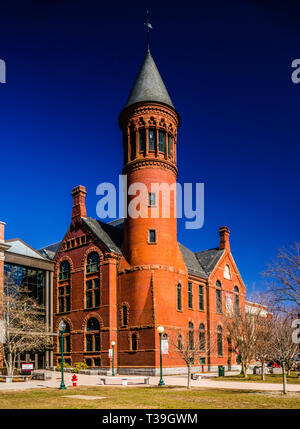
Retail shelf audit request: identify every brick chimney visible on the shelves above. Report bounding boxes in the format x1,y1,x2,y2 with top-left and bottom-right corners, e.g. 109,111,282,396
71,185,87,221
219,226,230,251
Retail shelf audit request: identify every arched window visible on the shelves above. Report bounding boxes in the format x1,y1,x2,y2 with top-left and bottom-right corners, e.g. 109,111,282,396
167,134,172,157
217,326,223,356
224,264,231,280
188,322,194,349
130,127,136,160
59,261,70,281
148,128,156,151
131,333,137,351
159,130,166,153
86,252,100,274
139,128,146,153
199,323,205,351
86,318,100,352
122,305,128,327
216,281,222,314
58,320,71,354
58,261,71,313
234,286,240,315
177,284,182,311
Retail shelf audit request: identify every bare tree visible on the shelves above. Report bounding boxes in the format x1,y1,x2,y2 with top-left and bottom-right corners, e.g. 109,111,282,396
264,243,300,309
168,328,216,389
254,316,274,380
246,292,275,380
0,278,51,377
268,313,299,394
223,307,267,379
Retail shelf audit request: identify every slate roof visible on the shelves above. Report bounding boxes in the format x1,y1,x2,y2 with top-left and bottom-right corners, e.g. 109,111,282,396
195,248,225,276
38,241,61,260
38,218,223,279
82,218,123,255
124,50,175,109
178,243,207,278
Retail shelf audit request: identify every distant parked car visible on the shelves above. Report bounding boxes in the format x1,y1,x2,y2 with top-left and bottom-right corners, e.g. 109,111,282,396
267,361,281,368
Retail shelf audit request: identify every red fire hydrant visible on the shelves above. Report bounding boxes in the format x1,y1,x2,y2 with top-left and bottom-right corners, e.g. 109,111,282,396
72,374,78,387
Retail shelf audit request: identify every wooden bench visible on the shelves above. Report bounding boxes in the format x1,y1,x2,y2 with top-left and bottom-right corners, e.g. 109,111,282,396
100,376,150,386
0,375,29,383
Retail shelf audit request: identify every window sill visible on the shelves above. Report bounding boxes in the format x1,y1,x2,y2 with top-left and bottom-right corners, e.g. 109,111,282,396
147,241,157,245
84,306,101,311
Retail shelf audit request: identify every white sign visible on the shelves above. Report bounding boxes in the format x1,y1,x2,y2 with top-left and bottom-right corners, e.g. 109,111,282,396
108,348,113,358
21,363,34,371
161,340,169,355
0,320,6,344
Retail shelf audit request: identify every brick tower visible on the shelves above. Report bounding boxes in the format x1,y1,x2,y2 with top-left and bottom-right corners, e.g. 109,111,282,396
118,48,187,374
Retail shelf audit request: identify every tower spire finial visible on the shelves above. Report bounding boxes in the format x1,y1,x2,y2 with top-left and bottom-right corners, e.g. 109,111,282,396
144,10,152,52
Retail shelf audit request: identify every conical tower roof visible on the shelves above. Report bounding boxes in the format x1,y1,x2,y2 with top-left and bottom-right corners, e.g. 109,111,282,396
124,50,175,109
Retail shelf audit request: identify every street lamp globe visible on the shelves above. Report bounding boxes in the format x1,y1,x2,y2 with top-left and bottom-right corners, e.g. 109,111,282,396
111,341,116,346
59,320,66,333
157,326,164,334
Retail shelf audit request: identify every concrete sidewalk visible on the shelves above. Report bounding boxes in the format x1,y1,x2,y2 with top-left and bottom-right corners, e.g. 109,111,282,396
0,372,299,393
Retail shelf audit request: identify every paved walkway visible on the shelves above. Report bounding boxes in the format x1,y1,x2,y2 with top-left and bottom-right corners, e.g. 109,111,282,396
0,372,299,393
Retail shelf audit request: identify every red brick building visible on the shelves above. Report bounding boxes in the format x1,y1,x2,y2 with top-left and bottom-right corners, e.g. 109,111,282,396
40,48,252,375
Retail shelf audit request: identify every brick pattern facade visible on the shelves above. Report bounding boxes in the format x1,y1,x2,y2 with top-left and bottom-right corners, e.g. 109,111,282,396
51,51,250,374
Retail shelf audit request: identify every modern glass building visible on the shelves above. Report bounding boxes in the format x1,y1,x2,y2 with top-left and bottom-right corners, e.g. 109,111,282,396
1,230,54,370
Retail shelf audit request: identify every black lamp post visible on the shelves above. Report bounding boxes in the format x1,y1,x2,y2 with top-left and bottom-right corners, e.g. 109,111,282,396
157,326,165,386
58,319,66,390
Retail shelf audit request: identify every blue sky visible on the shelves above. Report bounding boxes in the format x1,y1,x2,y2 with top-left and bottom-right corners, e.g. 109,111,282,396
0,0,299,293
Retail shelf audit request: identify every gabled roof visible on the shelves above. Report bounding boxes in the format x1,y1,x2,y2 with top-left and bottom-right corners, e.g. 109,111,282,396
6,239,47,260
195,248,225,276
124,50,175,109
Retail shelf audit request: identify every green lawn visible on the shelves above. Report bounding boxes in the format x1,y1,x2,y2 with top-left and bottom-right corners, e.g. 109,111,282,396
0,386,299,409
217,372,300,384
